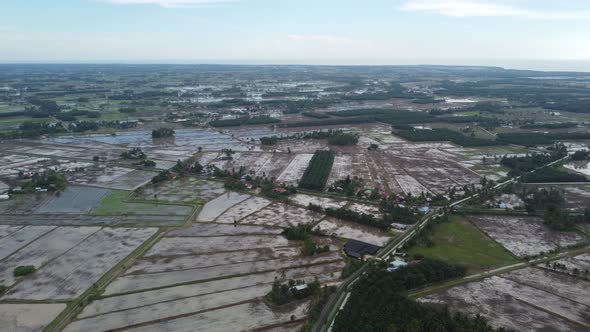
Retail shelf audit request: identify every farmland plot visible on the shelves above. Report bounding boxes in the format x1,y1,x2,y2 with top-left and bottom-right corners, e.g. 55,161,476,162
316,217,391,246
395,174,430,196
241,203,324,227
276,153,313,183
225,152,273,174
254,153,295,179
197,192,251,222
104,259,344,296
0,226,99,286
420,271,590,331
146,235,290,257
290,193,346,209
126,247,302,275
35,186,109,214
348,202,382,217
0,194,50,215
503,267,590,306
216,196,272,223
105,251,340,292
123,300,311,332
2,227,157,300
0,225,56,260
549,253,590,276
469,215,587,257
0,303,66,332
138,177,225,203
0,225,24,238
64,285,272,332
167,223,282,237
326,154,353,185
66,165,155,190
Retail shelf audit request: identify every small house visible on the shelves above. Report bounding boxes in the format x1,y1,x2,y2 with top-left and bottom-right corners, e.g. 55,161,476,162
391,223,409,231
386,260,408,272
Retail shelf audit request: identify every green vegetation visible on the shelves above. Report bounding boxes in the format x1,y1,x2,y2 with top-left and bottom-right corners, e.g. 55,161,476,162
571,150,589,161
521,167,588,183
298,150,336,191
394,128,499,147
328,176,364,196
209,116,280,127
151,127,175,138
282,223,318,240
324,206,390,229
259,129,356,145
91,190,188,216
500,144,567,176
21,170,67,193
120,147,146,160
331,259,507,332
497,132,590,146
276,116,375,128
302,237,330,256
407,215,518,273
525,187,590,230
327,132,359,145
302,111,330,119
13,265,36,277
267,279,321,305
520,122,577,129
341,258,364,278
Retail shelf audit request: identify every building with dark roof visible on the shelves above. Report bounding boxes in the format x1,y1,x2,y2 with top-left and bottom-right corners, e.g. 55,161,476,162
344,239,381,259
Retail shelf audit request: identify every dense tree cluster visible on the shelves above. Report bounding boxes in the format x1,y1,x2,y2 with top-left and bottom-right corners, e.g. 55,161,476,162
520,122,577,129
497,132,590,146
571,150,589,161
267,279,321,306
282,223,318,241
525,188,590,230
21,170,68,193
120,147,146,160
276,116,375,128
209,116,280,127
521,167,588,183
328,176,364,196
302,111,330,119
327,132,360,145
151,127,175,138
13,265,36,277
259,129,347,145
500,144,567,176
394,128,499,147
323,206,390,229
330,259,506,332
298,150,336,191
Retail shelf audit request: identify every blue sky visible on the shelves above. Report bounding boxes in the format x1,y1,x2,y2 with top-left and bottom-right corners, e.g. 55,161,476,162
1,0,590,70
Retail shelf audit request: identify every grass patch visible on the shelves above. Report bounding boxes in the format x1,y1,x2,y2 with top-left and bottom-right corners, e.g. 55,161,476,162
407,215,519,273
91,190,191,216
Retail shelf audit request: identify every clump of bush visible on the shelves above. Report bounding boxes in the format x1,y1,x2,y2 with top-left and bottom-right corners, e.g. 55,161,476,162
152,127,175,138
13,265,36,277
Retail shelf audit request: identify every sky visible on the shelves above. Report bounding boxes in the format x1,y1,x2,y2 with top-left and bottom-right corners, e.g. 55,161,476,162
1,0,590,71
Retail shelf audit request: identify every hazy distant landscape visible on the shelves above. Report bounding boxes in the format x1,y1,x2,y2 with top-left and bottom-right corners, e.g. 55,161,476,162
0,64,588,332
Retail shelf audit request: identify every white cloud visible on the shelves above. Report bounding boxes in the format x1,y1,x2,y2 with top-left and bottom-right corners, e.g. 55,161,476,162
97,0,236,8
400,0,590,20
